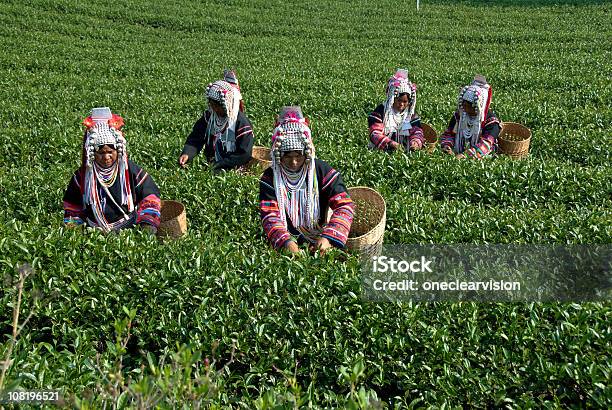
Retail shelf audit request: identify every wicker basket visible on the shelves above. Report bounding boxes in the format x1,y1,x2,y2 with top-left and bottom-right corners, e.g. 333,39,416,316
346,187,386,257
421,123,438,153
157,200,187,239
246,146,272,173
498,122,531,159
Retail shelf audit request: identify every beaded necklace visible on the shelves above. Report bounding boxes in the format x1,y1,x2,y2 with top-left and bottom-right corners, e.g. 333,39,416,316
210,112,229,136
94,162,119,187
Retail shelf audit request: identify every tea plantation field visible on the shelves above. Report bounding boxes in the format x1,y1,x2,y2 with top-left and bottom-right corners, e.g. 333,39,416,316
1,0,610,407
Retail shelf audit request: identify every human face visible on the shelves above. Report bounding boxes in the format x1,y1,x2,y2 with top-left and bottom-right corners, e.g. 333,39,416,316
208,99,226,117
462,100,477,116
392,93,410,112
94,145,118,168
281,151,306,172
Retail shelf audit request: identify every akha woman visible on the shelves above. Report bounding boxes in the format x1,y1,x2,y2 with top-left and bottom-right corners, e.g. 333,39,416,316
179,74,254,171
259,107,354,254
63,107,161,233
368,69,424,152
440,75,501,159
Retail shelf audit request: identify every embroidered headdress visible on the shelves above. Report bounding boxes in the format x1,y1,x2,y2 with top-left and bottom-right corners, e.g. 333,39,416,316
81,107,134,231
453,75,492,153
205,80,241,156
270,106,320,242
383,69,417,136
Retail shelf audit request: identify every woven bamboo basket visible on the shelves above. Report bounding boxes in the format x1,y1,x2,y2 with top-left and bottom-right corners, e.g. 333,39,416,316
346,187,386,257
246,146,272,173
157,200,187,239
421,123,438,153
498,122,531,159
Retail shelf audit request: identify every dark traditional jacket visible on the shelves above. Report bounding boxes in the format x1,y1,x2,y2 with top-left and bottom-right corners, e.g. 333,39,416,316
440,111,501,158
63,160,161,229
368,104,424,151
259,159,355,249
181,110,254,171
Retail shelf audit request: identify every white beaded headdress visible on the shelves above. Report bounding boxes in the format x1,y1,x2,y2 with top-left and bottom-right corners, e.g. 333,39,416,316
84,123,126,168
271,106,314,162
205,80,240,153
81,108,134,230
270,106,320,241
383,69,417,136
454,75,492,153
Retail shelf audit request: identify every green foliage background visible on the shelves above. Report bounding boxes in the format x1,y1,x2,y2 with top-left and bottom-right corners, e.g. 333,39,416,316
0,0,610,407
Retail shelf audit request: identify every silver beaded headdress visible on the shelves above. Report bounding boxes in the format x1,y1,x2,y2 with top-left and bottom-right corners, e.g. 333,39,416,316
81,108,134,218
271,106,314,162
270,106,320,239
383,69,417,136
205,80,240,153
453,75,492,153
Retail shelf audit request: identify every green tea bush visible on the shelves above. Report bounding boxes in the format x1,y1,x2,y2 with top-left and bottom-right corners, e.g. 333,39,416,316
0,0,610,407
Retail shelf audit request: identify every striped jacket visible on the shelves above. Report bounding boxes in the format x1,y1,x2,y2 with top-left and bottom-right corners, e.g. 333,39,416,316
440,111,501,159
63,160,161,229
259,159,355,250
368,104,425,150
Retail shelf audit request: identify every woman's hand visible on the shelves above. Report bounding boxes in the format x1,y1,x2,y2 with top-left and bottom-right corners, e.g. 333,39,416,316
313,237,332,254
455,153,466,159
410,141,420,151
285,241,301,255
390,141,403,151
140,224,158,235
178,154,189,167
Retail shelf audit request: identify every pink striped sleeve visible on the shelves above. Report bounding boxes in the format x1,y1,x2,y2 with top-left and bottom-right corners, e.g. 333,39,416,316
260,200,292,249
136,194,161,228
408,125,425,148
368,111,393,150
321,192,355,247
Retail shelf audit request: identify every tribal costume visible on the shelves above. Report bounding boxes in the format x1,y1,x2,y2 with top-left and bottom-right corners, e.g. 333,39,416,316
368,69,424,151
259,107,354,250
63,108,161,232
181,77,254,171
440,75,501,159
